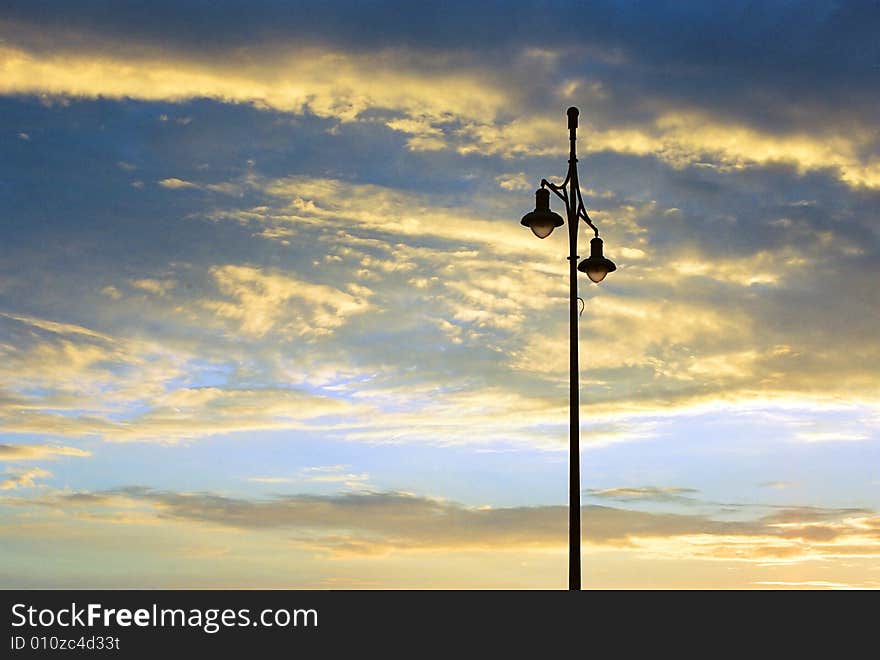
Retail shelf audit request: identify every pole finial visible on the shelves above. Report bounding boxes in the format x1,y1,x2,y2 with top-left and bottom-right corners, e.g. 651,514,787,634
567,106,579,129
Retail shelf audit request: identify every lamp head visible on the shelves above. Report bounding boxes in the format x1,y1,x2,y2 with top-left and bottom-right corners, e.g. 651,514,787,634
577,237,617,283
521,188,564,239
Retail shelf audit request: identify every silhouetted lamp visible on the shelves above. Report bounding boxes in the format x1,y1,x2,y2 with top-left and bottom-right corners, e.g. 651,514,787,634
521,188,564,238
577,237,617,283
518,106,619,591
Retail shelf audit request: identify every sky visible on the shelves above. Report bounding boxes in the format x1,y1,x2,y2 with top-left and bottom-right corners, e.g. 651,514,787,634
1,0,879,589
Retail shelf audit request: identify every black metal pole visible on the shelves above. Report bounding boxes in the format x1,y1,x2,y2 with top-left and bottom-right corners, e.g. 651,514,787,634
566,107,581,591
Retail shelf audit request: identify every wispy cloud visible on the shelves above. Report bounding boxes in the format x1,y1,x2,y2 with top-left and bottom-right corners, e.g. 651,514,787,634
585,486,700,503
793,431,870,443
248,465,372,490
758,481,796,490
17,487,880,566
2,19,878,189
0,444,90,461
1,468,50,490
129,278,177,296
158,178,196,189
203,264,373,339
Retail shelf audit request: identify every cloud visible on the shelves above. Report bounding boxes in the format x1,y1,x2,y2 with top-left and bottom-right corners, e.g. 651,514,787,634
0,444,90,461
0,312,111,341
758,481,795,490
0,311,366,443
193,170,861,427
158,178,196,189
228,175,541,256
751,580,879,590
458,111,880,188
0,41,507,136
793,430,870,444
203,264,373,338
0,467,50,490
248,465,372,490
23,487,880,564
495,172,531,192
4,1,877,118
1,14,878,190
585,486,700,503
0,6,877,453
8,154,874,450
1,147,878,453
187,167,880,425
129,278,177,295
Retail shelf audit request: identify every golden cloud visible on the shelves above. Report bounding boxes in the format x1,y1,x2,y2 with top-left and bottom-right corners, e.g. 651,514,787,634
459,111,880,188
0,444,90,461
0,311,366,443
0,467,51,491
129,278,178,295
2,38,875,189
0,43,505,130
204,264,373,338
20,488,880,569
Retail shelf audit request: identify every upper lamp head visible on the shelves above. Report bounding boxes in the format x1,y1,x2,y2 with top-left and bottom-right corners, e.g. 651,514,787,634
521,188,564,239
578,237,617,283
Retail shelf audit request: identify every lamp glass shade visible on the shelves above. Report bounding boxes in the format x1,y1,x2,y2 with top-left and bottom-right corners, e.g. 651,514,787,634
584,266,609,283
526,214,559,239
577,237,616,284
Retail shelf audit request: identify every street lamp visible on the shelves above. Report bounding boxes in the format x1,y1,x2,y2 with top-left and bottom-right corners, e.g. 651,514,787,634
519,106,616,591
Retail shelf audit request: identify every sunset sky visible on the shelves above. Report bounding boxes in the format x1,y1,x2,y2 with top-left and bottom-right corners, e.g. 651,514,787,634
1,1,879,589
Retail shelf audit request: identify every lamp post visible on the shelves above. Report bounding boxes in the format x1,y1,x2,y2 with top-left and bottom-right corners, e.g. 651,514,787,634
519,106,616,591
